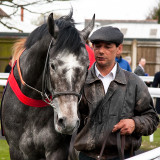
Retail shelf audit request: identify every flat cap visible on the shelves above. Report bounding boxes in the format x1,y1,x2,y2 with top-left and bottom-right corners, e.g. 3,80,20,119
89,26,124,45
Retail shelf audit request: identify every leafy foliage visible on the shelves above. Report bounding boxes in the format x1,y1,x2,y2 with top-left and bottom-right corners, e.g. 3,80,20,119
146,0,160,23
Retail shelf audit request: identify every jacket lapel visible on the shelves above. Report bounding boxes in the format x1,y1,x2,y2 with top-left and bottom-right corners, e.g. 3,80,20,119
85,63,127,105
103,64,127,102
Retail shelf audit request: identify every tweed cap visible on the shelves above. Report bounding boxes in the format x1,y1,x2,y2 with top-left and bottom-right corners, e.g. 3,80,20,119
89,26,124,45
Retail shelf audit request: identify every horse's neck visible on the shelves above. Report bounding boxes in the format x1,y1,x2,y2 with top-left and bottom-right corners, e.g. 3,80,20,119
17,46,48,97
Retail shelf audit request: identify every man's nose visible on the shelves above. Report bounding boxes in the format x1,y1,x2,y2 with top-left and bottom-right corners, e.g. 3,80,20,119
99,47,105,54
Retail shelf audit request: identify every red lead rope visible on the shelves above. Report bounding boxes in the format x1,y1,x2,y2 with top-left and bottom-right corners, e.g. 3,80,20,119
8,63,48,107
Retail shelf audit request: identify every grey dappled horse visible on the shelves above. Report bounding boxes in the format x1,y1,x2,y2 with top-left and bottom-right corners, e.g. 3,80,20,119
1,11,95,160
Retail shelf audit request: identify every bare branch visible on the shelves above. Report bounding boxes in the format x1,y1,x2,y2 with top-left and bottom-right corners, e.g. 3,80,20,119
0,20,23,32
23,7,71,15
9,8,18,16
12,1,43,7
0,0,71,31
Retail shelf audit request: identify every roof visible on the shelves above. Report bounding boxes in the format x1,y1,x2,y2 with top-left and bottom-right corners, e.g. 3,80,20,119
85,19,158,27
89,20,160,40
0,8,10,18
104,23,160,39
0,32,29,38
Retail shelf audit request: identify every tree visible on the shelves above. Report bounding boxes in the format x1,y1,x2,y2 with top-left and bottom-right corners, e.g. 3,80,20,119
32,13,63,26
146,0,160,23
0,0,70,32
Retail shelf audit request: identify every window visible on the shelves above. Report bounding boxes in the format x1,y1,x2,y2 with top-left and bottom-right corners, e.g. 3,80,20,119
150,29,157,37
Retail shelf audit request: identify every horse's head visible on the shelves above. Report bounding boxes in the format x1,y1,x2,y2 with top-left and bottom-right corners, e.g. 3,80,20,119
43,11,95,135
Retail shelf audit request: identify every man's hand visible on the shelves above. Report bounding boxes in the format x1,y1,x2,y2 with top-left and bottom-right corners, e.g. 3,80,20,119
112,119,135,135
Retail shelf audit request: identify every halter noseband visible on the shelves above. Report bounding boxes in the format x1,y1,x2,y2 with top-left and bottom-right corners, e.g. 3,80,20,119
17,39,83,109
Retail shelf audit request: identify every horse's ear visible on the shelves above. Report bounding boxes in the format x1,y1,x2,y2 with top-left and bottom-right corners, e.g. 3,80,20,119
47,13,59,39
65,7,73,21
81,14,95,41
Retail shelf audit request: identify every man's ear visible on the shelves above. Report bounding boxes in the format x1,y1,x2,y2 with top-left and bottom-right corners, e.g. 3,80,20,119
117,44,123,56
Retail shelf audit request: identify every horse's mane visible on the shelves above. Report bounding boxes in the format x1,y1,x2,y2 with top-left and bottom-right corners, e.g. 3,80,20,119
11,38,26,66
25,14,83,55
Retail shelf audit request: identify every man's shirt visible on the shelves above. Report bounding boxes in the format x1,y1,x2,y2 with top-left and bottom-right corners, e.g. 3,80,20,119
95,63,117,93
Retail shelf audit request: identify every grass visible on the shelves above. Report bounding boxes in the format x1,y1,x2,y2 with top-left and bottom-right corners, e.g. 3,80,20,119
0,140,10,160
0,119,10,160
141,124,160,151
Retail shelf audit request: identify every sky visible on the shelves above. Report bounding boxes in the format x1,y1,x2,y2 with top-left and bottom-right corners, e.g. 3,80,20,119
53,0,158,20
0,0,159,31
51,0,159,29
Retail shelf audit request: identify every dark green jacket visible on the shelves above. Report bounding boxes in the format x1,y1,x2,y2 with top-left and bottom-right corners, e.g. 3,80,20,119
74,63,159,159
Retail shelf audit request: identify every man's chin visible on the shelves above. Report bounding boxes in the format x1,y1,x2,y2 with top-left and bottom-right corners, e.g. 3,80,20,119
97,62,107,67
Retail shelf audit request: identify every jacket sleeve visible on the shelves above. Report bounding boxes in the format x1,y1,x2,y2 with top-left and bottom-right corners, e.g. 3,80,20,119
78,93,89,132
152,72,160,87
132,78,159,136
134,66,145,76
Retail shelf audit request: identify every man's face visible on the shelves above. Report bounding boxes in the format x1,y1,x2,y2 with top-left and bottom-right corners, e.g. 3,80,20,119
140,59,146,67
93,41,122,68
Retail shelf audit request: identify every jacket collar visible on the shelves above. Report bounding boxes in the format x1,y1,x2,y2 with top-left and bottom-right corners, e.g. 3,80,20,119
85,62,127,85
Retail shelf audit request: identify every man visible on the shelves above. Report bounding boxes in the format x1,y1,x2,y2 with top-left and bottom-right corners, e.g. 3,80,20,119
74,26,159,160
134,58,151,87
134,58,147,76
4,56,12,73
115,50,132,72
152,71,160,114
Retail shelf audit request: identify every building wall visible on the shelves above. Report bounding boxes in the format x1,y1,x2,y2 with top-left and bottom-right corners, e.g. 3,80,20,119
122,40,160,76
0,33,28,72
0,33,28,96
0,38,15,72
137,45,156,76
0,36,160,76
155,48,160,72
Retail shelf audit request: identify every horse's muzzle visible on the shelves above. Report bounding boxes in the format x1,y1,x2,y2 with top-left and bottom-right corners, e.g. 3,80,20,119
56,116,80,135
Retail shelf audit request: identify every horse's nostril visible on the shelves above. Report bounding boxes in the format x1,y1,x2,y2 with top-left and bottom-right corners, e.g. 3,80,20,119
58,117,66,129
58,118,63,124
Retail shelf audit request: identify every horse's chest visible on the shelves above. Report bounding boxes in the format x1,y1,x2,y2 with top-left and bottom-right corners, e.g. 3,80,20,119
20,123,56,154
